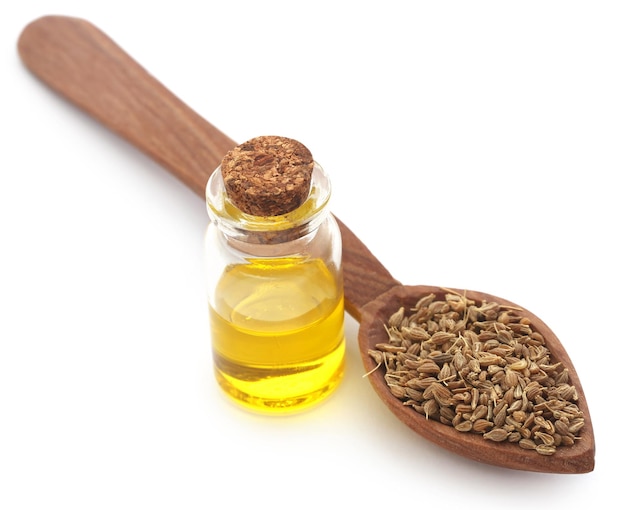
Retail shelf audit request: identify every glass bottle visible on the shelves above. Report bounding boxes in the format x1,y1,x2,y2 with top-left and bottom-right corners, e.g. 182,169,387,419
204,136,345,414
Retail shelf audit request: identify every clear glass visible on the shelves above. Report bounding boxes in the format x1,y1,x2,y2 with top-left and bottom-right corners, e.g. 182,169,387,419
205,163,345,414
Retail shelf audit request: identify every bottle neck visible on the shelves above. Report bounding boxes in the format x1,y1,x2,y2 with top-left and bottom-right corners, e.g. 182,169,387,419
206,162,332,246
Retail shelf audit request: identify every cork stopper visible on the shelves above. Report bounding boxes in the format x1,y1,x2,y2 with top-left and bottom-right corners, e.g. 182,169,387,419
220,135,314,216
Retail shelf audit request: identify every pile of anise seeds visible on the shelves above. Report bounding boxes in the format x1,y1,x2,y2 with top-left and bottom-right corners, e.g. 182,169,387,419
368,291,584,456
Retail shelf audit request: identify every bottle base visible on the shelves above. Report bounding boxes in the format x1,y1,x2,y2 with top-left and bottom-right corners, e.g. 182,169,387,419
213,356,345,415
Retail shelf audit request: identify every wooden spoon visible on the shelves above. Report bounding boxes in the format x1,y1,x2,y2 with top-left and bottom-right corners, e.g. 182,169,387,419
18,15,595,474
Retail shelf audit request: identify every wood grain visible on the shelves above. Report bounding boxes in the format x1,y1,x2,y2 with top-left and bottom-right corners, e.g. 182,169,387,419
18,15,234,198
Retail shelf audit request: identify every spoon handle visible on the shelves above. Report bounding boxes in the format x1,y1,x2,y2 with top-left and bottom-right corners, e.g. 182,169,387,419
18,15,234,197
18,15,400,320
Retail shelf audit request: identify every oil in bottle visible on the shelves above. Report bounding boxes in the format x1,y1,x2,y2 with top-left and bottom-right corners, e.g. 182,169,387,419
210,257,345,412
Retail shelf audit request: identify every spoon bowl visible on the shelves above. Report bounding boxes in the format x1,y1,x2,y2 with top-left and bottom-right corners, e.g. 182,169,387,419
358,284,594,473
18,15,595,474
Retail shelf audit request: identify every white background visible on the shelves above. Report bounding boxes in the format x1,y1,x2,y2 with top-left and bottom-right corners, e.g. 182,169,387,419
2,1,624,508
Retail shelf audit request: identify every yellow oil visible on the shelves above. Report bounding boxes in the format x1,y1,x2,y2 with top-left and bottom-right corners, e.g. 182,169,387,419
209,256,345,413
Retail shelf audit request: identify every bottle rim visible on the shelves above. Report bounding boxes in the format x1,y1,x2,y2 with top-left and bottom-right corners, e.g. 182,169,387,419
206,162,332,235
